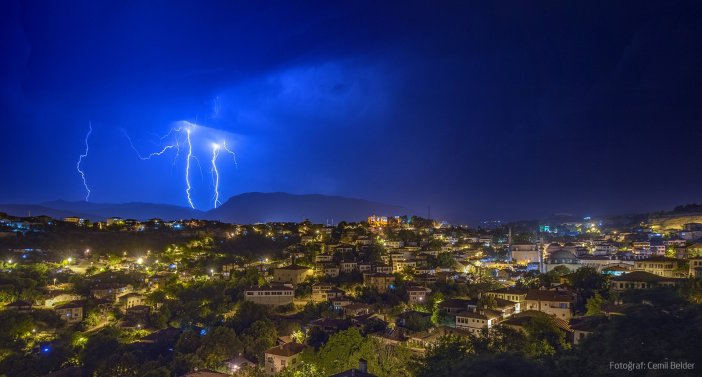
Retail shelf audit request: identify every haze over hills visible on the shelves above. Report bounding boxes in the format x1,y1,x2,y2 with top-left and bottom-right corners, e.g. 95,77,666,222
0,204,96,222
0,193,410,224
207,192,409,224
39,200,205,221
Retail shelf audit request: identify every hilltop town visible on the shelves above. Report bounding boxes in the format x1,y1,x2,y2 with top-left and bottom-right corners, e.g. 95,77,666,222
0,210,701,376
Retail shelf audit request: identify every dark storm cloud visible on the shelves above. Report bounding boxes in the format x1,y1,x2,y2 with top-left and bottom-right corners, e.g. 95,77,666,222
0,1,701,223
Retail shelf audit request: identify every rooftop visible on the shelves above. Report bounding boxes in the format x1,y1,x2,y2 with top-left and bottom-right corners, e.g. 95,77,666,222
54,300,83,309
638,256,682,263
525,290,574,302
244,286,294,292
265,342,307,357
276,264,311,271
612,271,681,282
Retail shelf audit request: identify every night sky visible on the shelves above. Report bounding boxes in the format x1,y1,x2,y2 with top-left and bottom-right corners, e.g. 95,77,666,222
1,1,701,223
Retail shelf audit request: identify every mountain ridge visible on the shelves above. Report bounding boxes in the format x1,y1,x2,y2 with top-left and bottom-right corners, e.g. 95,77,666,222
0,192,409,223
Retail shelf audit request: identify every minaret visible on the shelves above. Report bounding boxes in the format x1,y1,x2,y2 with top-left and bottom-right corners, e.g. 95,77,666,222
508,227,513,261
539,237,545,273
508,227,512,245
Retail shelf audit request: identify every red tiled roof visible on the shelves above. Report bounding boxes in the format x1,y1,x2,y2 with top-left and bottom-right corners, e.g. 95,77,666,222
265,342,307,357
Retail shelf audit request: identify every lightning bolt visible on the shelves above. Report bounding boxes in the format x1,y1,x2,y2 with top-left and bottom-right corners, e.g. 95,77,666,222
185,128,195,209
210,143,221,208
122,121,233,211
221,141,238,168
76,122,92,201
210,140,238,209
123,128,181,162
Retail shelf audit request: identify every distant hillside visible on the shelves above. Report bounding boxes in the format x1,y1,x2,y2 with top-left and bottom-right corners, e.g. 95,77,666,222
0,204,96,220
649,212,702,230
0,193,408,223
40,200,205,221
207,192,409,224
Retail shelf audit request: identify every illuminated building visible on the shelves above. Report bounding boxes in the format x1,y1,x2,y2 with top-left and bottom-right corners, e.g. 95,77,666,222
244,286,294,307
455,309,501,335
55,301,83,323
510,244,541,264
311,283,334,302
367,215,388,227
273,265,312,287
611,271,683,291
264,342,307,375
63,217,85,225
633,256,687,278
542,250,581,273
363,272,395,293
406,286,431,304
524,290,575,320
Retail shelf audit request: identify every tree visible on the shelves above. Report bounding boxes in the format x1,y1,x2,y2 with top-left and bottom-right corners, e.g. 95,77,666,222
307,329,413,377
485,325,528,354
478,294,497,310
240,319,277,361
416,335,473,377
567,267,607,296
360,340,413,377
436,253,456,269
680,277,702,304
585,293,605,316
431,292,445,325
555,305,702,377
94,351,140,377
540,266,571,286
523,316,570,359
80,328,122,372
316,328,370,374
197,326,243,368
142,367,171,377
403,312,432,332
431,353,550,377
229,301,270,333
149,307,171,329
276,361,325,377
